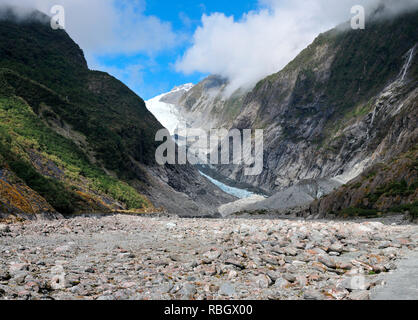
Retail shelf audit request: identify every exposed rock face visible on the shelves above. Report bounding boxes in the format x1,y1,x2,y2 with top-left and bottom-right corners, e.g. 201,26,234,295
176,11,418,216
159,84,194,105
227,12,417,192
133,163,235,217
177,75,248,131
218,195,267,217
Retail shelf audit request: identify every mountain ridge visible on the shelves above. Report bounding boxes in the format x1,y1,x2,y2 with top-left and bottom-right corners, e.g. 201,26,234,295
0,8,235,220
174,9,418,218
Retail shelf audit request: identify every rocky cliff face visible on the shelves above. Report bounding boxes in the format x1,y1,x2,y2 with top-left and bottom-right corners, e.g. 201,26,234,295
177,75,248,131
0,9,234,219
178,10,418,200
172,10,417,217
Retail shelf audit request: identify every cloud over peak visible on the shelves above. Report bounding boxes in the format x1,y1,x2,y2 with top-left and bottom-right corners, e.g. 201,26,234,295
176,0,418,95
0,0,180,55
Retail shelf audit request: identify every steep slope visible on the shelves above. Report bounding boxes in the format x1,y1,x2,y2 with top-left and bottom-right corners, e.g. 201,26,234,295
0,8,234,219
0,86,152,217
177,75,248,131
189,10,417,198
0,167,59,221
306,147,417,220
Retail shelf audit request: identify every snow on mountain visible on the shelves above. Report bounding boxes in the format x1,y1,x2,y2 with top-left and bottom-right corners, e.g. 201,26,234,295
145,84,194,135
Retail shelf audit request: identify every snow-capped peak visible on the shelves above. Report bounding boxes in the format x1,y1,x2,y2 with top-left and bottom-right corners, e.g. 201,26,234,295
145,83,194,135
171,83,194,93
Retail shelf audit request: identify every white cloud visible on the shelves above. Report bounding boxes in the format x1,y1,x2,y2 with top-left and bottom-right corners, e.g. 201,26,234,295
0,0,180,55
176,0,418,95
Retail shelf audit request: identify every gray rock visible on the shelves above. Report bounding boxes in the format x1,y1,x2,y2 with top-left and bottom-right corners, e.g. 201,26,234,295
254,274,272,288
160,282,174,294
318,256,336,269
329,243,344,253
50,274,67,290
266,270,280,282
283,274,296,283
219,282,236,296
378,241,391,249
225,259,245,269
181,283,196,299
0,213,416,301
274,278,290,289
349,290,370,300
203,250,221,262
54,245,72,253
383,262,397,271
13,272,27,286
9,263,29,274
284,247,298,256
0,224,10,233
0,270,11,281
0,285,5,297
97,295,116,300
303,290,324,300
166,222,177,229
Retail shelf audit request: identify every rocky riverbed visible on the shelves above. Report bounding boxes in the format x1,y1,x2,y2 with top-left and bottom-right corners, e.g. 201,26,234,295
0,215,417,300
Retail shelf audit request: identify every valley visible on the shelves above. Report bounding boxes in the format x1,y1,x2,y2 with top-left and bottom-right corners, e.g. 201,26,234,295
0,2,417,302
145,85,262,200
143,9,418,219
1,7,416,221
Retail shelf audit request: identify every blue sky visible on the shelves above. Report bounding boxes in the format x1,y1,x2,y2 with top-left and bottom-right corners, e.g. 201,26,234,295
92,0,260,100
9,0,418,100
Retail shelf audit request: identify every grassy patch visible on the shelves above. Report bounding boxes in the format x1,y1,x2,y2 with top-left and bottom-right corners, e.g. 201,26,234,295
0,95,149,212
339,207,379,218
389,202,418,219
366,180,417,204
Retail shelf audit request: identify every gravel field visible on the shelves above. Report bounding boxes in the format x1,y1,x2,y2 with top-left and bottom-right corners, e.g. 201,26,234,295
0,214,417,300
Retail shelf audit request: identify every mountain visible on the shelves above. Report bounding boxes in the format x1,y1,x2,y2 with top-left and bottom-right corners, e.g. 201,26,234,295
177,75,248,131
307,147,417,219
0,8,234,220
175,9,418,218
145,84,193,134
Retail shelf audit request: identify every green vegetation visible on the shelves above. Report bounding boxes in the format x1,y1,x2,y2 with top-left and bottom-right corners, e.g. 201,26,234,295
317,11,418,147
220,94,245,123
0,13,170,214
254,11,418,148
350,182,363,190
389,202,418,219
325,12,418,114
0,95,149,213
0,16,162,178
340,201,418,220
339,207,379,218
366,180,417,204
0,143,81,214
